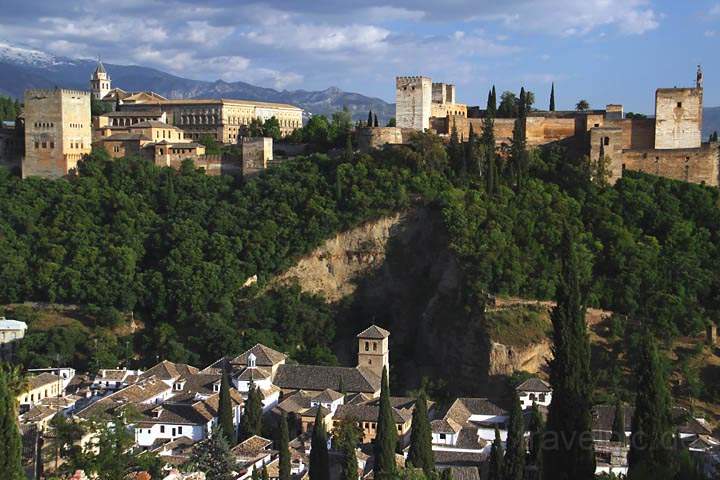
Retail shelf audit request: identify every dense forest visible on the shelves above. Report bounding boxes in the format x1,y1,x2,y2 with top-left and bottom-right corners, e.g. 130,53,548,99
1,136,719,390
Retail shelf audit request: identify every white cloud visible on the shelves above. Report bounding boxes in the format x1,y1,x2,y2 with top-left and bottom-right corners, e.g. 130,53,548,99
364,6,426,22
711,3,720,15
243,23,391,52
185,21,234,47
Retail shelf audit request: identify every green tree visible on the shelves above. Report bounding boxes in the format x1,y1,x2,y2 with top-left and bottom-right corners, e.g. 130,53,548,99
344,133,354,163
0,369,23,480
407,391,434,475
543,229,595,480
199,134,222,154
248,118,265,137
488,426,504,480
218,367,236,445
374,366,397,479
335,417,361,480
368,111,373,127
627,334,674,480
549,83,556,111
448,120,465,178
240,383,263,440
310,407,329,480
278,412,291,480
186,427,235,480
527,402,544,479
498,91,518,118
374,114,379,128
262,462,270,480
710,131,718,142
262,117,282,141
503,393,524,480
482,89,498,195
575,100,590,112
386,118,396,127
510,88,528,190
610,400,626,445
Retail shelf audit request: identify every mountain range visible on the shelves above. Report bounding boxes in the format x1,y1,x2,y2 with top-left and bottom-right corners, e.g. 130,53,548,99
0,42,395,123
0,42,718,137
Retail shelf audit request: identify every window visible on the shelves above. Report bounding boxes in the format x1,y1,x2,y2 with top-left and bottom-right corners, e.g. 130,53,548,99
539,393,546,402
373,342,377,351
439,433,446,440
42,142,46,148
677,102,682,108
50,142,54,149
603,137,610,146
160,426,165,433
178,427,183,434
365,341,369,352
35,142,39,149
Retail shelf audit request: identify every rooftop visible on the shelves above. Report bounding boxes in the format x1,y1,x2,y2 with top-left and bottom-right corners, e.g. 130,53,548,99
516,377,552,393
357,325,390,339
274,365,380,394
0,318,27,330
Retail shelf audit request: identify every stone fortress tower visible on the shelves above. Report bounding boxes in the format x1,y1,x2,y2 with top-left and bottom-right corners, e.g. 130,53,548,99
654,65,703,150
23,88,92,178
90,60,111,100
396,76,432,131
356,325,390,379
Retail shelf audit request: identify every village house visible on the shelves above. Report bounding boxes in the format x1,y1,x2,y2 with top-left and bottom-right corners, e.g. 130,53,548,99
91,368,142,394
516,377,552,409
333,396,424,447
19,372,63,412
0,317,27,361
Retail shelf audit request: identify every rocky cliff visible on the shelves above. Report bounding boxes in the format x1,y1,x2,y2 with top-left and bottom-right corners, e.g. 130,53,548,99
273,208,554,396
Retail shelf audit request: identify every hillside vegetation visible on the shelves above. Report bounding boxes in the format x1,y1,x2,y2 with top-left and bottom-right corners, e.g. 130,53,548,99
0,137,719,410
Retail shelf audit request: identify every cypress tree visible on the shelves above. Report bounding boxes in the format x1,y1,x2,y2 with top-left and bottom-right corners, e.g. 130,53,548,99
344,132,353,162
627,333,674,480
367,111,373,127
261,462,269,480
0,370,23,480
527,403,544,480
441,469,453,480
373,366,397,479
610,400,626,445
467,123,479,177
491,86,497,113
711,131,718,142
407,391,434,475
310,407,329,480
374,114,379,127
252,467,261,480
542,229,595,480
482,89,497,195
218,367,236,445
448,120,461,176
510,87,528,190
503,394,524,480
488,426,504,480
240,383,263,440
278,412,291,480
549,83,556,112
336,418,360,480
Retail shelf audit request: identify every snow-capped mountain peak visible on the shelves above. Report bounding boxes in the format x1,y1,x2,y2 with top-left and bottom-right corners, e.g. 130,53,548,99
0,42,73,67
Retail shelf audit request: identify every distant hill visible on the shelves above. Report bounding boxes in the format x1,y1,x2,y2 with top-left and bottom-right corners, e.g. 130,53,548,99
705,106,720,140
0,42,395,123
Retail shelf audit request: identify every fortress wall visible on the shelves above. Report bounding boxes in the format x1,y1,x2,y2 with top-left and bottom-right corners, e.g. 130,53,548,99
525,117,578,147
654,88,703,149
622,143,719,186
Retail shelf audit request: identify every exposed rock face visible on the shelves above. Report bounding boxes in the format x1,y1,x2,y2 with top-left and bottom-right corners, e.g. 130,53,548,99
488,340,552,377
274,212,405,302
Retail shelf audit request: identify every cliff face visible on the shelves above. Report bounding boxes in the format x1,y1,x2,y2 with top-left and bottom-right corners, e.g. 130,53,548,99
273,208,553,396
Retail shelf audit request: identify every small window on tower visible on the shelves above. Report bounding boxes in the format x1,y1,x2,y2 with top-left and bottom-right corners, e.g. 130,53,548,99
604,137,610,146
677,102,682,108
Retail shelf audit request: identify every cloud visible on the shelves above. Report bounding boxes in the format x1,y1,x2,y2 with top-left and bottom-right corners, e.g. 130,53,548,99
711,3,720,15
243,23,391,53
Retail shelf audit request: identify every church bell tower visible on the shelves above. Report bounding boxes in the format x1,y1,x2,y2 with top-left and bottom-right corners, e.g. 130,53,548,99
90,60,111,100
356,325,390,379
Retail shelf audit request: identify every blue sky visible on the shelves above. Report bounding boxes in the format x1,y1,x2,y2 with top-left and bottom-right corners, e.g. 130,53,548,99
0,0,717,113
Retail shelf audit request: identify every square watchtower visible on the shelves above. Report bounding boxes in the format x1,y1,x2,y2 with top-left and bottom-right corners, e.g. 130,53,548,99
357,325,390,379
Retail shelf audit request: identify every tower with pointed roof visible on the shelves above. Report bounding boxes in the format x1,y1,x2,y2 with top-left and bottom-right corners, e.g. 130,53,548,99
357,325,390,378
90,60,111,100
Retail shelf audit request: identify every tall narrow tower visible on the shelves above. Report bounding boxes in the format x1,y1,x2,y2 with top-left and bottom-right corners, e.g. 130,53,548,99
90,60,111,100
396,76,432,131
356,325,390,379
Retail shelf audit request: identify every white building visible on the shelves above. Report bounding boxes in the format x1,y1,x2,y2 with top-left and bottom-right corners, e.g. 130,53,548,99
0,317,27,361
516,378,552,409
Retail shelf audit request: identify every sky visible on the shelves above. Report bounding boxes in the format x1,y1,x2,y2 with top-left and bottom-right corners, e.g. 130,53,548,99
0,0,718,113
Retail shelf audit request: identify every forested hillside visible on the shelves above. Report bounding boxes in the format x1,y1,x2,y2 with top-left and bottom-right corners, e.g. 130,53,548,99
1,139,719,396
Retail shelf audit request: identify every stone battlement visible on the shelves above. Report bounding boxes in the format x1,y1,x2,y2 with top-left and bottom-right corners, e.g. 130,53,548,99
25,88,91,98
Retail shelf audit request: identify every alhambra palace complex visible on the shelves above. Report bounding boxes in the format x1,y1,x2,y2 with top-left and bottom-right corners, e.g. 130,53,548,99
0,63,718,187
360,66,720,186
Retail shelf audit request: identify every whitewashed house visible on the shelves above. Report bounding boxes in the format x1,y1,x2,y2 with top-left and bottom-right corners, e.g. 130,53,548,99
516,378,552,409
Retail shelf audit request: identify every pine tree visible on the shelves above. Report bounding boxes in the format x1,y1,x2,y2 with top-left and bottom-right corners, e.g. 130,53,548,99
374,366,397,479
627,334,674,480
0,370,23,480
368,111,373,128
503,393,524,480
543,229,596,480
488,426,504,480
218,367,236,445
610,400,626,445
310,407,329,480
240,383,263,440
527,403,544,480
549,83,556,112
187,427,235,480
482,89,498,195
407,391,434,475
336,418,360,480
374,114,379,127
278,412,291,480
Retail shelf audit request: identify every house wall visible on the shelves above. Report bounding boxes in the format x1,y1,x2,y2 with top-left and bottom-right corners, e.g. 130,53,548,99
135,423,205,447
621,143,720,186
518,391,552,409
20,381,61,407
